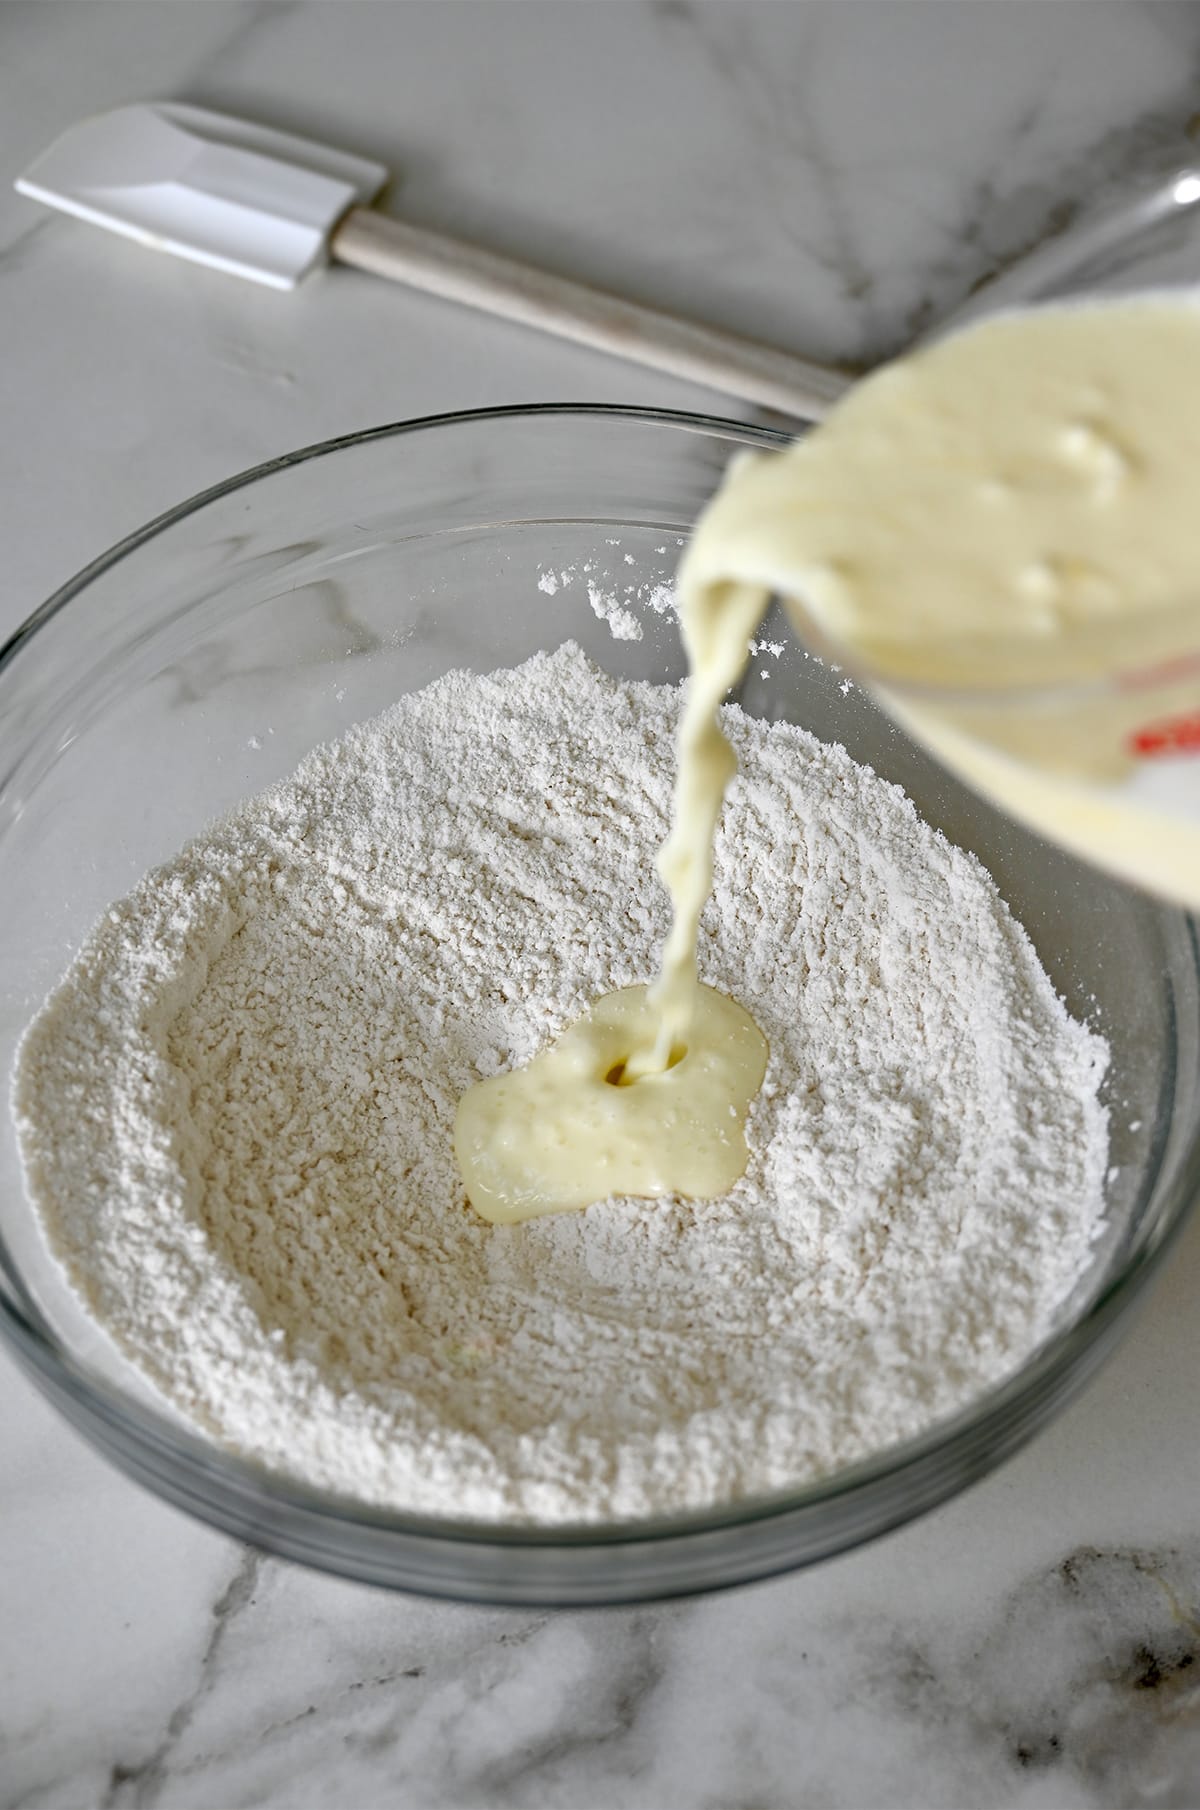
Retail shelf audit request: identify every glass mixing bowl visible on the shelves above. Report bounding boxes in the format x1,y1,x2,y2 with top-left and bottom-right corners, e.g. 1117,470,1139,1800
1,406,1197,1605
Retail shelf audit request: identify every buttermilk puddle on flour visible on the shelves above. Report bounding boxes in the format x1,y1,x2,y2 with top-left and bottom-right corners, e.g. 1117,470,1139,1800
13,643,1109,1523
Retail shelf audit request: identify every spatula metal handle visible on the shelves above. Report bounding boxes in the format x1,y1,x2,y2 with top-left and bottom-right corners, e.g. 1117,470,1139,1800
331,206,852,421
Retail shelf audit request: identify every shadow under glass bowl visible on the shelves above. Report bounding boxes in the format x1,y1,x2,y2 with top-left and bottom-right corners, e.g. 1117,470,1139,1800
1,405,1197,1606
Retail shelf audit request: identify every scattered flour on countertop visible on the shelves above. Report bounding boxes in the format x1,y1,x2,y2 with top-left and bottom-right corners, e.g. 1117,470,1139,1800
13,643,1109,1523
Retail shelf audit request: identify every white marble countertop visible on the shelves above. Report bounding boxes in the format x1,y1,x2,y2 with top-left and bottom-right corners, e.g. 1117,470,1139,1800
4,4,1200,1806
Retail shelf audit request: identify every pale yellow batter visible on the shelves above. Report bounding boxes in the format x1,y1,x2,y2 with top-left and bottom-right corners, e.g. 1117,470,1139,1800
458,296,1200,1225
454,984,765,1224
623,579,768,1080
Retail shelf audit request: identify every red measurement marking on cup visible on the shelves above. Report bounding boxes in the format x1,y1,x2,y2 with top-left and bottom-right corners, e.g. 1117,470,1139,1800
1129,713,1200,757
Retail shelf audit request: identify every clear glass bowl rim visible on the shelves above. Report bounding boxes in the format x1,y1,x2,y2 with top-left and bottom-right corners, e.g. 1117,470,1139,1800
1,401,1197,1602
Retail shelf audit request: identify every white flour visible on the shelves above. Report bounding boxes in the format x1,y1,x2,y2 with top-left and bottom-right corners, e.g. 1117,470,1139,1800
14,643,1109,1523
537,559,679,640
586,581,643,642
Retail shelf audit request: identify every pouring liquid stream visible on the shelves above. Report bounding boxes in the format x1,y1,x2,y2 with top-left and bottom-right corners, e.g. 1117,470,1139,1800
454,571,772,1226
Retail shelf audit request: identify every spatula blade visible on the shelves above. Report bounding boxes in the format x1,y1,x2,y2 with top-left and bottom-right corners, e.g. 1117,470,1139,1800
15,102,388,288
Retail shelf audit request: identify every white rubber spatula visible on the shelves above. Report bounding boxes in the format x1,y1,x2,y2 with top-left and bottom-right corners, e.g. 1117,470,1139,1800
15,101,850,419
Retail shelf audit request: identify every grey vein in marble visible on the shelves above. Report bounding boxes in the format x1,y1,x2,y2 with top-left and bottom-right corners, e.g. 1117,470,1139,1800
98,1551,265,1810
9,1536,1198,1810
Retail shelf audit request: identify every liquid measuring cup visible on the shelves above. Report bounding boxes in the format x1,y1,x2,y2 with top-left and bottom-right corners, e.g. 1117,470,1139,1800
769,163,1200,908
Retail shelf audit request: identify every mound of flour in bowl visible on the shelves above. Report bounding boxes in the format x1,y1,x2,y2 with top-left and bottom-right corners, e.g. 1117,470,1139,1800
13,643,1109,1522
